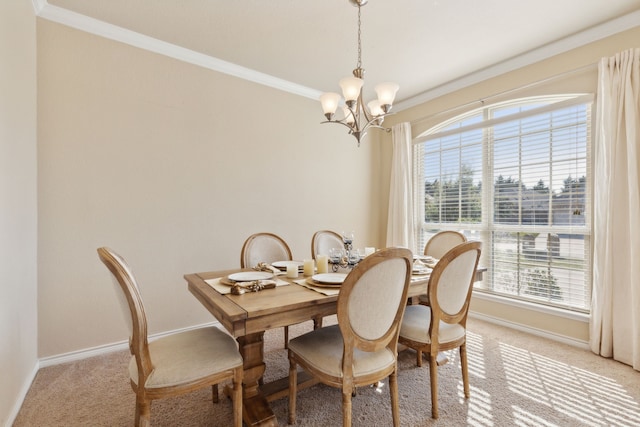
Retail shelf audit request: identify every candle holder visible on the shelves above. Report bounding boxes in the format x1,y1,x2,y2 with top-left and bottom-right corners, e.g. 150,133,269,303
329,232,362,272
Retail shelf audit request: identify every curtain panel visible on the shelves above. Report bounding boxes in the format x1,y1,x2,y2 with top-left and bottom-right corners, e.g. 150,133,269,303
386,122,415,251
591,48,640,370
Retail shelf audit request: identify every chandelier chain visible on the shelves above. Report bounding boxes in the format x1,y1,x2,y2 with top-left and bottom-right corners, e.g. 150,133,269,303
357,4,362,69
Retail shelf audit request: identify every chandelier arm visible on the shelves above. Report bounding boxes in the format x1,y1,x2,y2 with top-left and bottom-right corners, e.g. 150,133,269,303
357,91,374,124
359,120,381,134
320,119,363,132
347,104,363,132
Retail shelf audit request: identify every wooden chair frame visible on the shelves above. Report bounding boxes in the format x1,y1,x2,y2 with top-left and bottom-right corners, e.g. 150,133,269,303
240,232,293,269
399,241,481,419
288,247,413,426
424,230,467,259
240,232,295,348
310,230,344,330
419,230,467,308
98,247,243,427
311,229,344,259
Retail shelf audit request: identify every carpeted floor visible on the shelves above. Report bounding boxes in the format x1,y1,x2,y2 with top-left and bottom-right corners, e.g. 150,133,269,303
13,317,640,426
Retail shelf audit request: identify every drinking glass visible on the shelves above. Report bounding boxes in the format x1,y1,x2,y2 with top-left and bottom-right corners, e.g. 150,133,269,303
329,247,343,263
342,231,354,246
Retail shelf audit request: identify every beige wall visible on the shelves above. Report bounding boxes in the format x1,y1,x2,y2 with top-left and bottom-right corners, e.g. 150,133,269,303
385,26,640,344
27,0,640,363
36,19,387,358
0,1,38,424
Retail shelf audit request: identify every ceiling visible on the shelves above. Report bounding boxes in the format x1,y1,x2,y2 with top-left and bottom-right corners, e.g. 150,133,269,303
41,0,640,110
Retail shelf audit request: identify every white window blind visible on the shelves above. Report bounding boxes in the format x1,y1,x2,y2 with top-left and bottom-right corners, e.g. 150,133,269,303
413,95,593,312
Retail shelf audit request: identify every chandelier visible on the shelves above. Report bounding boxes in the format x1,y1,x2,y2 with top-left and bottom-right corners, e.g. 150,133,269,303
319,0,399,147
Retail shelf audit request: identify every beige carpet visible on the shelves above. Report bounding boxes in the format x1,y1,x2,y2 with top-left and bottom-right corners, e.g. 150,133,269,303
13,317,640,426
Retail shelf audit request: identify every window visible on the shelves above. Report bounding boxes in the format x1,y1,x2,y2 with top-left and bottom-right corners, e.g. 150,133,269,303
413,95,592,312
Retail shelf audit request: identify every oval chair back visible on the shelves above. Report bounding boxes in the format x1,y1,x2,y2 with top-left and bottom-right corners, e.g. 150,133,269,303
240,232,292,268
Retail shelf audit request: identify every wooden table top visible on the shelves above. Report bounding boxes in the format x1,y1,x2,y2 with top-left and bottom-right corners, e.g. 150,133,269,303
185,268,429,338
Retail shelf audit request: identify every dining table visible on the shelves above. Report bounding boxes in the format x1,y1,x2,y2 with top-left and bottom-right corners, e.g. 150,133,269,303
185,264,485,427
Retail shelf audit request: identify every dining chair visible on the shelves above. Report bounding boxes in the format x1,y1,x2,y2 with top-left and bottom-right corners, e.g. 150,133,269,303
398,241,481,419
240,232,295,348
311,229,344,259
417,230,470,370
240,232,293,270
424,230,467,259
418,230,467,307
310,230,345,330
287,247,413,427
97,247,243,427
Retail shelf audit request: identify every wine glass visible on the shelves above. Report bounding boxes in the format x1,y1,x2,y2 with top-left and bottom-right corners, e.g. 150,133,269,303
329,247,344,264
342,231,354,247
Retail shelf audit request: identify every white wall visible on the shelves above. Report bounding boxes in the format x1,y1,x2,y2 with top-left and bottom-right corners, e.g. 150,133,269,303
36,19,385,358
0,1,38,425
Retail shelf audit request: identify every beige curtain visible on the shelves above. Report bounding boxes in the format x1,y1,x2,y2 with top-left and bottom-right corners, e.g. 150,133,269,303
386,122,415,251
591,48,640,370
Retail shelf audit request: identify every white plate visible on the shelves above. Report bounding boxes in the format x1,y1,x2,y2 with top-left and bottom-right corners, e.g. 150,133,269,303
272,261,304,270
312,273,347,284
414,255,435,263
228,271,274,282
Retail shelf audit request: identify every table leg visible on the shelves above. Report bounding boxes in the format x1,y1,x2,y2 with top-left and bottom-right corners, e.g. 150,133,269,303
236,332,278,427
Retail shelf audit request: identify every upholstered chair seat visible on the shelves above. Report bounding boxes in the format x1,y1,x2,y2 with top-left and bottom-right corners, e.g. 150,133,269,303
287,325,396,379
128,327,242,389
399,305,466,345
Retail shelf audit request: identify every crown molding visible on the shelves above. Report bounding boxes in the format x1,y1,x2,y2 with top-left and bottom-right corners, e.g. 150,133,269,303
32,1,639,111
31,0,322,101
31,0,45,14
395,9,640,111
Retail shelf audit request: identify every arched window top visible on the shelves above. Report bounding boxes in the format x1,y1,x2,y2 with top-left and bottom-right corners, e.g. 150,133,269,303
416,94,592,142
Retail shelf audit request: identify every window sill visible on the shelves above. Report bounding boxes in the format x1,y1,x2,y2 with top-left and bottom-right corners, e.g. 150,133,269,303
470,291,590,348
472,290,590,323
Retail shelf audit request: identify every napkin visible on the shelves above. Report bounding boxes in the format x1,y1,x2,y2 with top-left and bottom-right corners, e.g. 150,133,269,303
253,262,283,275
414,258,437,269
205,277,289,294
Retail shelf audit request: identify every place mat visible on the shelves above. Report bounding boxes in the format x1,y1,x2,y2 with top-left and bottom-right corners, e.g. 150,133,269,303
411,273,431,283
412,267,432,276
205,277,289,295
294,279,341,296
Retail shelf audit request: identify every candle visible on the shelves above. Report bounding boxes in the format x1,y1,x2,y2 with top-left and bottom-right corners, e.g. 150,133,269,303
316,255,329,274
286,263,299,279
303,259,315,277
365,247,376,256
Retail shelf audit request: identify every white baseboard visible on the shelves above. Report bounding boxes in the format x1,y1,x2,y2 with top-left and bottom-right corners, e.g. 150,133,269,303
469,311,590,349
5,361,40,427
6,321,218,426
38,321,220,368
